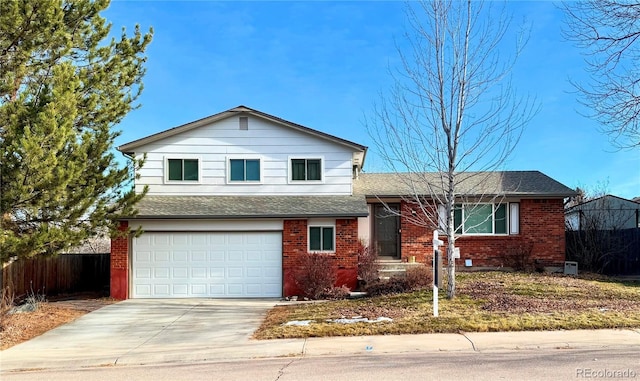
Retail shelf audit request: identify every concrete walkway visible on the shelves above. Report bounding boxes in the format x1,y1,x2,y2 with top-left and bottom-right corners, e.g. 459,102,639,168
1,299,639,373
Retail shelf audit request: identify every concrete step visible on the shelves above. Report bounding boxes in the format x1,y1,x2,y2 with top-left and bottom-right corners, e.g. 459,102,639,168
377,260,425,279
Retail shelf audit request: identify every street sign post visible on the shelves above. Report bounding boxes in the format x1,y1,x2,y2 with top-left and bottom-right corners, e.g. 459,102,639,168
432,230,444,317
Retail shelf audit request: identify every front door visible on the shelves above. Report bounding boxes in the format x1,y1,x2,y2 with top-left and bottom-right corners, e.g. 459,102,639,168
374,204,400,259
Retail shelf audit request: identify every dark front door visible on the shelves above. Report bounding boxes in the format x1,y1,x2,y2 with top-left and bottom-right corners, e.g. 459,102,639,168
374,204,400,259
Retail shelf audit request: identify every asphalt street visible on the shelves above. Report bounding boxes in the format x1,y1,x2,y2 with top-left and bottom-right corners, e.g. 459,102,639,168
2,348,639,381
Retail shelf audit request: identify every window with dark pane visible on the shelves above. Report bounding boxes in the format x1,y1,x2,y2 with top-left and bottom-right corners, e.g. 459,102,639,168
183,159,199,180
230,159,245,181
465,204,493,234
230,159,260,181
309,226,334,251
291,159,306,180
168,159,198,181
245,159,260,181
168,159,183,181
322,227,334,251
494,204,507,234
454,205,463,233
291,158,322,181
309,227,322,251
306,159,321,180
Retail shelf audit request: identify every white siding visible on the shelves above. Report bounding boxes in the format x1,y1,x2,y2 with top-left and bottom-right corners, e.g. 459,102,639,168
133,116,356,195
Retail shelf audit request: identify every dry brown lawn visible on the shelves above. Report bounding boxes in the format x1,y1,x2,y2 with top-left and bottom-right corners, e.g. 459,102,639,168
254,272,640,339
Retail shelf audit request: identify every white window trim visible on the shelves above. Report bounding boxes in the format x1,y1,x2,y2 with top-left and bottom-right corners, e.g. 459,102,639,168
288,156,325,184
163,156,202,184
225,155,264,184
457,202,510,236
509,202,520,235
308,219,336,253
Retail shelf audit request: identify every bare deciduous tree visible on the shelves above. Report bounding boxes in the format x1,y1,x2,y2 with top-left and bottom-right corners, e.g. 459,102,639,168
562,0,640,148
367,0,537,298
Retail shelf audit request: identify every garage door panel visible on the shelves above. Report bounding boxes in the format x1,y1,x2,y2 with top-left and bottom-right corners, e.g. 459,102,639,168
246,267,261,278
132,232,282,298
191,284,207,295
152,235,171,246
227,267,243,278
136,268,152,279
192,251,207,261
136,284,152,297
154,268,170,278
210,251,225,261
173,251,188,262
172,284,188,295
173,267,188,278
192,268,207,278
154,284,170,295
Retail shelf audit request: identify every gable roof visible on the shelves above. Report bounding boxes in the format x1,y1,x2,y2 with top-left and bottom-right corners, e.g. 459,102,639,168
129,195,368,219
118,105,367,166
566,194,640,213
354,171,577,198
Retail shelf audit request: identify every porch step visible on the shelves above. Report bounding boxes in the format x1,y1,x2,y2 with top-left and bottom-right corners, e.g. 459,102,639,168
377,259,423,279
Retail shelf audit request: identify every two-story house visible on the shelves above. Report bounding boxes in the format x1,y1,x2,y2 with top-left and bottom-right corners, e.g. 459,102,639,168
110,106,575,299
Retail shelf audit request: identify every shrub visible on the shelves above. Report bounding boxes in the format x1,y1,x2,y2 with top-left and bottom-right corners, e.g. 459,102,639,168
364,277,410,297
405,264,433,290
357,241,379,285
294,252,337,300
504,240,534,272
321,285,351,300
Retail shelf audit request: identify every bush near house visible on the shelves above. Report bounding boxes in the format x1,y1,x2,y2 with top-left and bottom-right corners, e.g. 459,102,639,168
357,242,379,288
293,252,338,300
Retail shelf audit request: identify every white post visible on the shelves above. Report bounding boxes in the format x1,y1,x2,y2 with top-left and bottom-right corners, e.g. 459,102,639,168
433,284,439,317
432,230,443,317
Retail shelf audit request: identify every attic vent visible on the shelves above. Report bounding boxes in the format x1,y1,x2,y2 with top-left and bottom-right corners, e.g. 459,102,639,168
239,116,248,130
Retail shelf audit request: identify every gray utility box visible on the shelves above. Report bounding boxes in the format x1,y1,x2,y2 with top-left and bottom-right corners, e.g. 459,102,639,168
564,261,578,275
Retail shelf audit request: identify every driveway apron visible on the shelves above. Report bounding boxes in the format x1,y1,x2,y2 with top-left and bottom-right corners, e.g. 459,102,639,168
0,299,304,371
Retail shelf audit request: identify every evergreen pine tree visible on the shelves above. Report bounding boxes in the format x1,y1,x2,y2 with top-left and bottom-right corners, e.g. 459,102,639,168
0,0,152,261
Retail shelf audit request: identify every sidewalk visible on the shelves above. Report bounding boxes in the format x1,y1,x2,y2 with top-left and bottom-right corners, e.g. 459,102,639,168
2,328,639,372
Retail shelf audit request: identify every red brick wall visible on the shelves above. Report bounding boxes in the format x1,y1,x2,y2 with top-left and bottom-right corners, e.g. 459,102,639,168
110,221,129,300
282,218,359,297
399,199,566,269
400,202,432,264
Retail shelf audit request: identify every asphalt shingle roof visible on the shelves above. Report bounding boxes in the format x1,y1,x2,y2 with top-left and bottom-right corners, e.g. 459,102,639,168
353,171,576,198
127,172,574,219
130,195,368,219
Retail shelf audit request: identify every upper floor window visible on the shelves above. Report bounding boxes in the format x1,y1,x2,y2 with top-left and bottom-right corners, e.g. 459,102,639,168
454,203,508,235
167,158,199,181
229,158,260,182
291,158,322,181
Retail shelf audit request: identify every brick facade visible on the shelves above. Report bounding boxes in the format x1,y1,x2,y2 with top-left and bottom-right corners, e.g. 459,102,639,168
398,199,566,269
110,221,129,300
111,218,359,299
282,218,359,297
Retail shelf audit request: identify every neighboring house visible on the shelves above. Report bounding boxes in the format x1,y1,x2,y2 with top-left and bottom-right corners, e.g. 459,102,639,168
111,106,575,299
566,195,640,231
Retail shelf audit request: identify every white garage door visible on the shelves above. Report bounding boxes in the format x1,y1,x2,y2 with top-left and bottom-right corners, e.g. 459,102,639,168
132,232,282,298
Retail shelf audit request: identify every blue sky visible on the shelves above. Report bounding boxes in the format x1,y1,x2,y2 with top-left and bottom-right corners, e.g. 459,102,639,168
106,1,639,199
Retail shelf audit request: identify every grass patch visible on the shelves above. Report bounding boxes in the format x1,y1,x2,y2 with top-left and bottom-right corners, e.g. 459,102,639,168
253,272,640,339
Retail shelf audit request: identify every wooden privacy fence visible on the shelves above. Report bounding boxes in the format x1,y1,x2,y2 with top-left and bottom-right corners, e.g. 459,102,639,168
566,228,640,276
1,253,110,298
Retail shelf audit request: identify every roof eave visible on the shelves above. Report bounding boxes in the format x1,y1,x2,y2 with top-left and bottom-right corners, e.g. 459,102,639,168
362,192,577,199
123,212,369,220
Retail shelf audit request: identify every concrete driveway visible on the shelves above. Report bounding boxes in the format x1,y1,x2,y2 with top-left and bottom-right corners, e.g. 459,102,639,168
0,299,304,371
